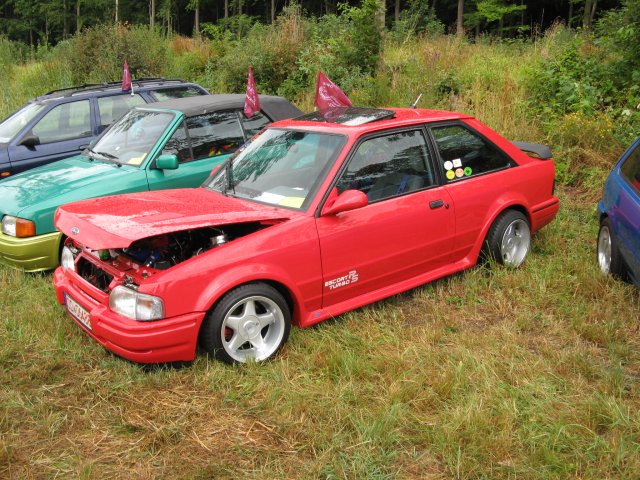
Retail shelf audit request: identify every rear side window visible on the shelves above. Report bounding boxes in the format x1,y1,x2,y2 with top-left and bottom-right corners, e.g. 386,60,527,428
97,94,145,132
32,100,91,143
431,124,512,181
186,111,244,159
241,112,271,137
151,87,203,102
620,145,640,192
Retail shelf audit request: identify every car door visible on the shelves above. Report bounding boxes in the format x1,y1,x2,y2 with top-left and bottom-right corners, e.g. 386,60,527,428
7,99,94,173
146,110,260,190
315,128,455,308
616,145,640,277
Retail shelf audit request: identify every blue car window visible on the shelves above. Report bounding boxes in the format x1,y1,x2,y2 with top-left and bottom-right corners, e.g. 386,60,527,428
32,100,91,143
620,146,640,193
97,94,146,132
0,102,46,143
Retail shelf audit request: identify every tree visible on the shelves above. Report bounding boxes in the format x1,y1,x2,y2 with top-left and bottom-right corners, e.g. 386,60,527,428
457,0,464,35
583,0,598,29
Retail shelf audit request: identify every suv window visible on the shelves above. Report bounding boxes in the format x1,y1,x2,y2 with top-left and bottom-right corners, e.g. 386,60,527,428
97,94,145,132
431,124,512,181
151,87,204,102
620,144,640,192
336,130,436,201
187,111,244,159
241,111,271,137
32,100,91,143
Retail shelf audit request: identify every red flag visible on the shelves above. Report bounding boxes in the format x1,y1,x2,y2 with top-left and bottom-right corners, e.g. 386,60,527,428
314,71,352,110
122,60,132,92
244,66,261,118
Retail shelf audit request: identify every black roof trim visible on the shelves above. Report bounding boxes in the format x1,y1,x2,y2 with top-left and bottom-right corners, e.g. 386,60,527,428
41,78,192,98
297,107,395,126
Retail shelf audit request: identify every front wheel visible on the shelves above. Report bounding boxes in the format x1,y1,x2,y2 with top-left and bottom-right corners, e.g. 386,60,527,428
484,210,531,268
199,283,291,364
597,218,626,278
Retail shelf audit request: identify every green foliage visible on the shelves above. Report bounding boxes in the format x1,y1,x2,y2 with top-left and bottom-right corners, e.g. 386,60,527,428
389,4,445,42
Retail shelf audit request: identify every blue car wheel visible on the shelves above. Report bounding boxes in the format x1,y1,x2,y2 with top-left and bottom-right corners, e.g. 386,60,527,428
597,218,627,279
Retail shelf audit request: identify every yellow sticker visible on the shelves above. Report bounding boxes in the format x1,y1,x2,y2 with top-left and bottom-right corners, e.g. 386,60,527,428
127,155,145,166
278,197,305,208
446,170,455,180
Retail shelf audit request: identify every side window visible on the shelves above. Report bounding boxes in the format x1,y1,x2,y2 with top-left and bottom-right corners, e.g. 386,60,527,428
187,111,244,160
163,121,192,163
620,145,640,192
32,100,91,143
97,94,145,132
241,111,270,137
431,124,512,181
151,87,203,102
336,130,436,202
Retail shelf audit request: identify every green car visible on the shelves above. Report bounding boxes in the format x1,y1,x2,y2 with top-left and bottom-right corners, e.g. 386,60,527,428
0,94,301,272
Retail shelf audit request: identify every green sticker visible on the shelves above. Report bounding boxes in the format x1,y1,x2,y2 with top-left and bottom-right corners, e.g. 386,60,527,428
464,167,472,176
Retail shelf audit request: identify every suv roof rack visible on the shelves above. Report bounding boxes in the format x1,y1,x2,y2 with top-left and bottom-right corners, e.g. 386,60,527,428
42,78,188,98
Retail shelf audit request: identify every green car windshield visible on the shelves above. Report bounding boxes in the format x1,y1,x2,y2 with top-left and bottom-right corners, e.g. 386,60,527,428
89,109,175,166
0,103,47,143
203,128,346,210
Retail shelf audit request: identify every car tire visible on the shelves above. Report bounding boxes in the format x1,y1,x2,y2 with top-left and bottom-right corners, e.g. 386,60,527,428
199,283,291,364
597,218,627,279
484,210,531,268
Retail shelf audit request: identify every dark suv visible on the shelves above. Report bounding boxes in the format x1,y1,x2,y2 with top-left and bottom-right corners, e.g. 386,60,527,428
0,78,208,178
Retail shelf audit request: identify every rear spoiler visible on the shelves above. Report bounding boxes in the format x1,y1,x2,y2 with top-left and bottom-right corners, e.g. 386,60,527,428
512,141,553,160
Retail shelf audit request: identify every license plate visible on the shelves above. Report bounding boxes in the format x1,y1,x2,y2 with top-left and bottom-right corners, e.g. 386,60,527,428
65,293,91,331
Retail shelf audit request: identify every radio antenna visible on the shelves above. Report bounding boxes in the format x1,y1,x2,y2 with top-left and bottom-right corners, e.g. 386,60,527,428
410,93,423,109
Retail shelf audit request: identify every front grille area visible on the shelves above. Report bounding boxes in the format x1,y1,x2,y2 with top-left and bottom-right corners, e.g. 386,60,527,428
77,257,113,293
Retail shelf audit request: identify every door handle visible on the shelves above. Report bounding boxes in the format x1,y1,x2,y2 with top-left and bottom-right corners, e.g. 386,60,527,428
430,199,444,209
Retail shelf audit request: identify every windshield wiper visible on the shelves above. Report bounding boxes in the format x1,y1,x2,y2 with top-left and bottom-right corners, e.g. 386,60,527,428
94,150,119,161
86,148,122,167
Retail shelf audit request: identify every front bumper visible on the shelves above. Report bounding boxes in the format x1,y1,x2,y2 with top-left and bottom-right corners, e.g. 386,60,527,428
53,267,205,363
0,231,62,272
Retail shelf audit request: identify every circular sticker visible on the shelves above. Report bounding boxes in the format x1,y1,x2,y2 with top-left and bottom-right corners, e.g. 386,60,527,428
455,168,464,178
464,167,472,176
444,161,453,171
446,170,455,180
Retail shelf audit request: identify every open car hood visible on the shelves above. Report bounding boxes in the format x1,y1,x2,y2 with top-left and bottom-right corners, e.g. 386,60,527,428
55,188,293,249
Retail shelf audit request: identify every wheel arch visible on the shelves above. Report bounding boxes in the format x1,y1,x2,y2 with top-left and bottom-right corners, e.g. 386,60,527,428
473,200,531,263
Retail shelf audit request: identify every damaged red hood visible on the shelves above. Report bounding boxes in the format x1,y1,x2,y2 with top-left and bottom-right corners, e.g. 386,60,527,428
55,188,293,249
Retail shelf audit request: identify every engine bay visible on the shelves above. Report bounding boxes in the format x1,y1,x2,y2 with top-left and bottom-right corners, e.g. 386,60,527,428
114,222,271,270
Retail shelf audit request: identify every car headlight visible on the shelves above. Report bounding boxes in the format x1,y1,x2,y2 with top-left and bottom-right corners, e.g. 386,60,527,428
60,246,76,272
1,215,36,237
109,286,164,321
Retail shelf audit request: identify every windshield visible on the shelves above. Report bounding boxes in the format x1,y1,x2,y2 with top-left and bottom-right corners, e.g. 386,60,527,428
0,102,47,143
203,128,346,210
90,109,175,166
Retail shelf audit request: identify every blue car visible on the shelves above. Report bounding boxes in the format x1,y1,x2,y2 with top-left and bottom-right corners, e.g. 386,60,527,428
0,78,208,178
597,136,640,286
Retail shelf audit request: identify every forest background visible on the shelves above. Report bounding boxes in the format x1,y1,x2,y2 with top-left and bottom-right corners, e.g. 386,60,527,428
1,1,640,478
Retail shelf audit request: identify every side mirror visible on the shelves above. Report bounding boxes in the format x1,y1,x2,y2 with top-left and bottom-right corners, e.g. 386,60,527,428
322,189,368,216
20,133,40,147
156,153,179,170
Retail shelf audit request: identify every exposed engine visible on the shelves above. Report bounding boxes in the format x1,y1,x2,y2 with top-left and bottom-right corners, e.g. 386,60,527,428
114,223,269,270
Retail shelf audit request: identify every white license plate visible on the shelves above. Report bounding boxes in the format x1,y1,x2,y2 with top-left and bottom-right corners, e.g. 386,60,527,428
65,294,91,331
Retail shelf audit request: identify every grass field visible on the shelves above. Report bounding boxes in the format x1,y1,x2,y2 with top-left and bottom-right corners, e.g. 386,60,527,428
1,185,639,479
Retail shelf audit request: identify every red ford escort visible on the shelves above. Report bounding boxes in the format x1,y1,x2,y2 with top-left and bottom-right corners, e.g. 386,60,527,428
53,107,559,364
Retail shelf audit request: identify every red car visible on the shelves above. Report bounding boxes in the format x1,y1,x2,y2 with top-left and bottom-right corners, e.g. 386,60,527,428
53,107,559,364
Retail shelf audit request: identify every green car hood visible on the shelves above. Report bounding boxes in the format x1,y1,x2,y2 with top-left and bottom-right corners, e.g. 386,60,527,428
0,155,148,234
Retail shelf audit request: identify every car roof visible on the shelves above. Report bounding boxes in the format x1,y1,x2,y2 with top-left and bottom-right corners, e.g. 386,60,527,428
145,94,303,120
270,107,472,134
35,78,204,102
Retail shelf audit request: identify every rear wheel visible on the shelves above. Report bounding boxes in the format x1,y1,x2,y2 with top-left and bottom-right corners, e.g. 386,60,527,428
597,218,626,278
199,283,291,364
484,210,531,268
